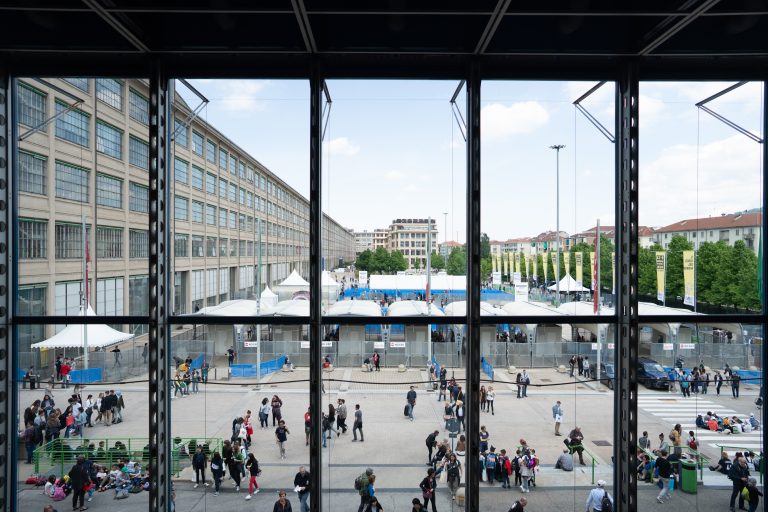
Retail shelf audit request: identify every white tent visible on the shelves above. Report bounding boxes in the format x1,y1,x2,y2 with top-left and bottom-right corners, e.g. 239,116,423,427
257,299,310,317
386,300,446,317
260,285,279,309
547,274,590,293
326,300,382,317
368,274,466,291
188,299,260,316
322,270,341,304
443,301,503,316
279,270,310,287
31,305,134,349
274,270,310,300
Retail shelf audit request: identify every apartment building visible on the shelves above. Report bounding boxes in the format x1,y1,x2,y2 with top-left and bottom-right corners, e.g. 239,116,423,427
654,211,762,252
16,78,354,350
387,218,438,269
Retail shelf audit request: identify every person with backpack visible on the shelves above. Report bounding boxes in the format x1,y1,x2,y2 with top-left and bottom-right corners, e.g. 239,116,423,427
244,453,261,500
519,452,534,492
419,468,437,512
584,480,613,512
192,445,208,489
499,449,512,488
485,448,498,485
512,449,523,487
355,468,374,512
68,456,90,511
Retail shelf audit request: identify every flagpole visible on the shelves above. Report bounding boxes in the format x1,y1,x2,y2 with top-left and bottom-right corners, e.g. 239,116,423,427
427,217,432,363
82,215,89,369
595,219,601,373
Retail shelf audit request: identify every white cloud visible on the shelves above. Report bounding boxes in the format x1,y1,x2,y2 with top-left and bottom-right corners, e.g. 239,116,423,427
384,170,404,181
218,80,270,112
639,94,665,128
481,101,549,140
640,134,761,227
327,137,360,156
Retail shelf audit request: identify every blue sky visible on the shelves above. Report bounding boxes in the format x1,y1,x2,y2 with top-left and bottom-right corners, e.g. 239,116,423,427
182,79,763,243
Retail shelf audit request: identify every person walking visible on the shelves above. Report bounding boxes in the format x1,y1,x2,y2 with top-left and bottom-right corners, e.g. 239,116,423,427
67,456,90,511
419,468,438,512
584,480,613,512
192,445,208,489
275,420,290,459
521,369,530,397
445,453,461,499
480,385,487,413
271,395,284,426
273,490,293,512
680,372,690,398
729,456,750,511
406,385,417,421
353,404,364,442
294,466,310,512
655,450,673,503
337,399,348,434
486,386,495,415
244,453,261,500
260,398,271,429
732,372,741,398
355,468,374,512
426,430,439,464
715,371,723,396
210,451,224,496
553,400,563,436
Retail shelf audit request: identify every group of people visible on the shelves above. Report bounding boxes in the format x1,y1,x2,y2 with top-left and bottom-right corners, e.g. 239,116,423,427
568,355,593,379
668,363,744,399
171,356,209,397
695,411,760,433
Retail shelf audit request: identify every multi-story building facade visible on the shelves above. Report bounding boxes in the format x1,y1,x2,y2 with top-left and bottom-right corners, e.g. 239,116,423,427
529,230,571,255
16,77,354,350
439,240,463,259
490,238,533,256
654,211,762,253
387,218,438,269
372,228,389,251
354,230,375,254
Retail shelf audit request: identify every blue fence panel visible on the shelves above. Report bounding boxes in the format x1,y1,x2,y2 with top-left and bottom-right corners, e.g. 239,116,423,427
190,353,205,370
18,368,27,382
481,356,494,381
69,368,103,384
432,356,441,380
230,355,286,379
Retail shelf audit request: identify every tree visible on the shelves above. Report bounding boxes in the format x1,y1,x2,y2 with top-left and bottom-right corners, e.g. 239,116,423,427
369,247,390,274
696,241,729,305
481,257,493,280
598,234,615,292
430,251,445,271
413,258,421,270
638,244,663,298
446,247,466,276
729,240,760,310
355,249,372,272
480,233,490,259
389,250,408,273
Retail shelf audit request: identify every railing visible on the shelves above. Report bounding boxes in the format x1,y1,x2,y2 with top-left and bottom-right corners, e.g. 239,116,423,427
518,443,600,485
638,445,711,483
715,444,763,484
32,436,222,477
481,356,494,381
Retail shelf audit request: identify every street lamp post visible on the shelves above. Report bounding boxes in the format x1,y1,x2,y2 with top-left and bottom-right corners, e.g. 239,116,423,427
550,144,565,304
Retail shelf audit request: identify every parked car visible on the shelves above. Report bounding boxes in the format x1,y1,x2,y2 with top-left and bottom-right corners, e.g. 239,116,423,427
600,363,615,390
637,357,669,390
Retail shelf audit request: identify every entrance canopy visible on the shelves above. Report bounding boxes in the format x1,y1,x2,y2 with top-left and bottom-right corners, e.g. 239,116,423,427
386,300,446,317
31,305,134,349
547,274,590,293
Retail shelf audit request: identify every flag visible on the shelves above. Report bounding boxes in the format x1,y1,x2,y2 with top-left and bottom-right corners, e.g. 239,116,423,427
85,224,90,305
593,239,599,314
683,250,695,307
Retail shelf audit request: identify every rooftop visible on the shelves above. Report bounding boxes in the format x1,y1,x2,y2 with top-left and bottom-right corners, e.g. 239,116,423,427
655,212,762,233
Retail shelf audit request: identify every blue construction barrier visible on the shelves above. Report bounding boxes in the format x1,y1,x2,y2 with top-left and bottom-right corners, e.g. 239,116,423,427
481,356,494,381
18,368,27,382
230,355,286,379
69,368,103,384
189,353,205,370
432,355,441,380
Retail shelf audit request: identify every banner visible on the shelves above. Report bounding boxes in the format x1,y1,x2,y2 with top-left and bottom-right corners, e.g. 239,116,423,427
514,282,529,302
503,256,508,278
525,255,530,277
533,254,538,280
589,252,596,289
515,253,521,273
611,251,615,294
683,250,695,307
563,252,571,276
550,252,558,278
542,254,548,282
655,252,666,302
575,252,583,285
507,252,513,279
492,254,498,273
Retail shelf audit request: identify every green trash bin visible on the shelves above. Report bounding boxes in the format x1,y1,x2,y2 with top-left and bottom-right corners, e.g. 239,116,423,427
680,459,697,494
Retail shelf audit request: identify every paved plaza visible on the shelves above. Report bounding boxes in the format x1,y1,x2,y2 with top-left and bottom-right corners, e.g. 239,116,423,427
17,366,762,511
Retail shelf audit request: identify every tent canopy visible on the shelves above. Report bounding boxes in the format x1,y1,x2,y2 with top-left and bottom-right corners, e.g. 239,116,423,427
548,274,590,293
258,299,310,317
443,301,503,317
260,285,279,308
188,299,260,316
326,300,382,317
322,270,340,288
369,274,466,292
278,270,309,287
386,300,446,317
260,286,278,298
31,305,134,349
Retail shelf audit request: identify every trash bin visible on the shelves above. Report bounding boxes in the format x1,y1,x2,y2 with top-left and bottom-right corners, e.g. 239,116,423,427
680,459,697,494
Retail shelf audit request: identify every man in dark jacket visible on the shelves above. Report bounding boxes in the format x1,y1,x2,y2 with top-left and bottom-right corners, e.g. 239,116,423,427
426,430,439,464
293,466,310,512
68,456,90,510
729,456,750,511
655,450,673,503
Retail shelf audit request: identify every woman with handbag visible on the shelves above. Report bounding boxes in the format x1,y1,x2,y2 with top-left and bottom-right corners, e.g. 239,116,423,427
419,468,438,512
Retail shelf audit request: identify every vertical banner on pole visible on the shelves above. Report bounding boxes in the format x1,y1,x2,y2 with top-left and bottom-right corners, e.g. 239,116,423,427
575,252,583,285
655,251,666,303
532,255,537,280
683,250,696,307
524,254,530,278
542,254,548,283
563,252,571,277
492,254,497,273
550,252,558,280
589,252,596,289
502,256,508,279
508,252,514,279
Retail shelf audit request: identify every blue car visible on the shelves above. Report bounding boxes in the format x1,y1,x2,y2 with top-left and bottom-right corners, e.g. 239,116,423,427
637,357,669,390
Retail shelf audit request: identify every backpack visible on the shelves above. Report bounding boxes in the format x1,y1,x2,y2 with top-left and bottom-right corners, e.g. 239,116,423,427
512,457,520,472
52,485,66,501
504,457,512,474
485,453,497,468
601,491,613,512
742,487,751,501
526,456,536,469
354,474,368,494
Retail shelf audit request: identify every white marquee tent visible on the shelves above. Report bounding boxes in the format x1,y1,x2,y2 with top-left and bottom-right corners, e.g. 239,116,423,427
31,305,134,349
260,285,279,309
547,274,590,293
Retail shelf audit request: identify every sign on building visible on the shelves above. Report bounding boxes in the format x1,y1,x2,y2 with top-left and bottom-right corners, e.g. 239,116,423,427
492,271,501,285
359,270,368,286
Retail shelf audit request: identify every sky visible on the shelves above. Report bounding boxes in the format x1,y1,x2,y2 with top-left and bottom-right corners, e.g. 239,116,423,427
180,79,764,244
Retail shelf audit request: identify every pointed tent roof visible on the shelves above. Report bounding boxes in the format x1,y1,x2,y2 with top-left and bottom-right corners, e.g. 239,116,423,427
279,270,310,287
260,285,278,298
443,301,503,317
386,300,446,317
31,305,134,349
257,299,310,317
322,270,340,288
188,299,260,316
547,274,590,292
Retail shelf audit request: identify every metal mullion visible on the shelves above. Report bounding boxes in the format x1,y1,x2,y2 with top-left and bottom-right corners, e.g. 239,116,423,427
14,315,149,325
479,315,618,325
309,68,323,512
321,316,467,326
465,62,481,512
148,65,171,512
762,79,768,510
616,63,639,512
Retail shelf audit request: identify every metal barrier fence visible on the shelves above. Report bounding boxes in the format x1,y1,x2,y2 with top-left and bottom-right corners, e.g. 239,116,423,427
230,355,286,378
31,436,223,477
645,342,761,371
481,356,494,381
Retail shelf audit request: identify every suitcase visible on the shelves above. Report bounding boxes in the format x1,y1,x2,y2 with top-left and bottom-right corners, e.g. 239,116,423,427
404,404,409,416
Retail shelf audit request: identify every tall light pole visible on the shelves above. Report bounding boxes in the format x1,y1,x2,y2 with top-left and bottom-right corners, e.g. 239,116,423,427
443,212,448,244
550,144,565,304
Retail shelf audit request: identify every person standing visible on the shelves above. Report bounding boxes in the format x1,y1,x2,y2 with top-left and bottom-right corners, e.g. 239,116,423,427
669,424,683,457
304,407,311,446
732,372,741,398
553,400,563,436
273,490,293,512
437,368,447,402
141,343,148,364
353,404,364,442
373,351,381,372
638,431,650,450
227,347,236,367
577,355,584,376
210,451,224,496
419,468,438,512
715,371,723,395
516,373,523,399
655,450,673,503
486,386,495,415
244,453,261,500
68,456,90,511
584,480,613,512
192,445,208,489
445,453,461,499
275,420,290,459
260,398,271,430
294,466,310,512
569,355,577,377
337,399,348,434
406,386,417,421
480,385,487,413
729,456,750,512
111,347,122,368
583,358,591,379
521,370,530,397
455,400,465,432
271,395,284,426
426,430,439,464
355,468,374,512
